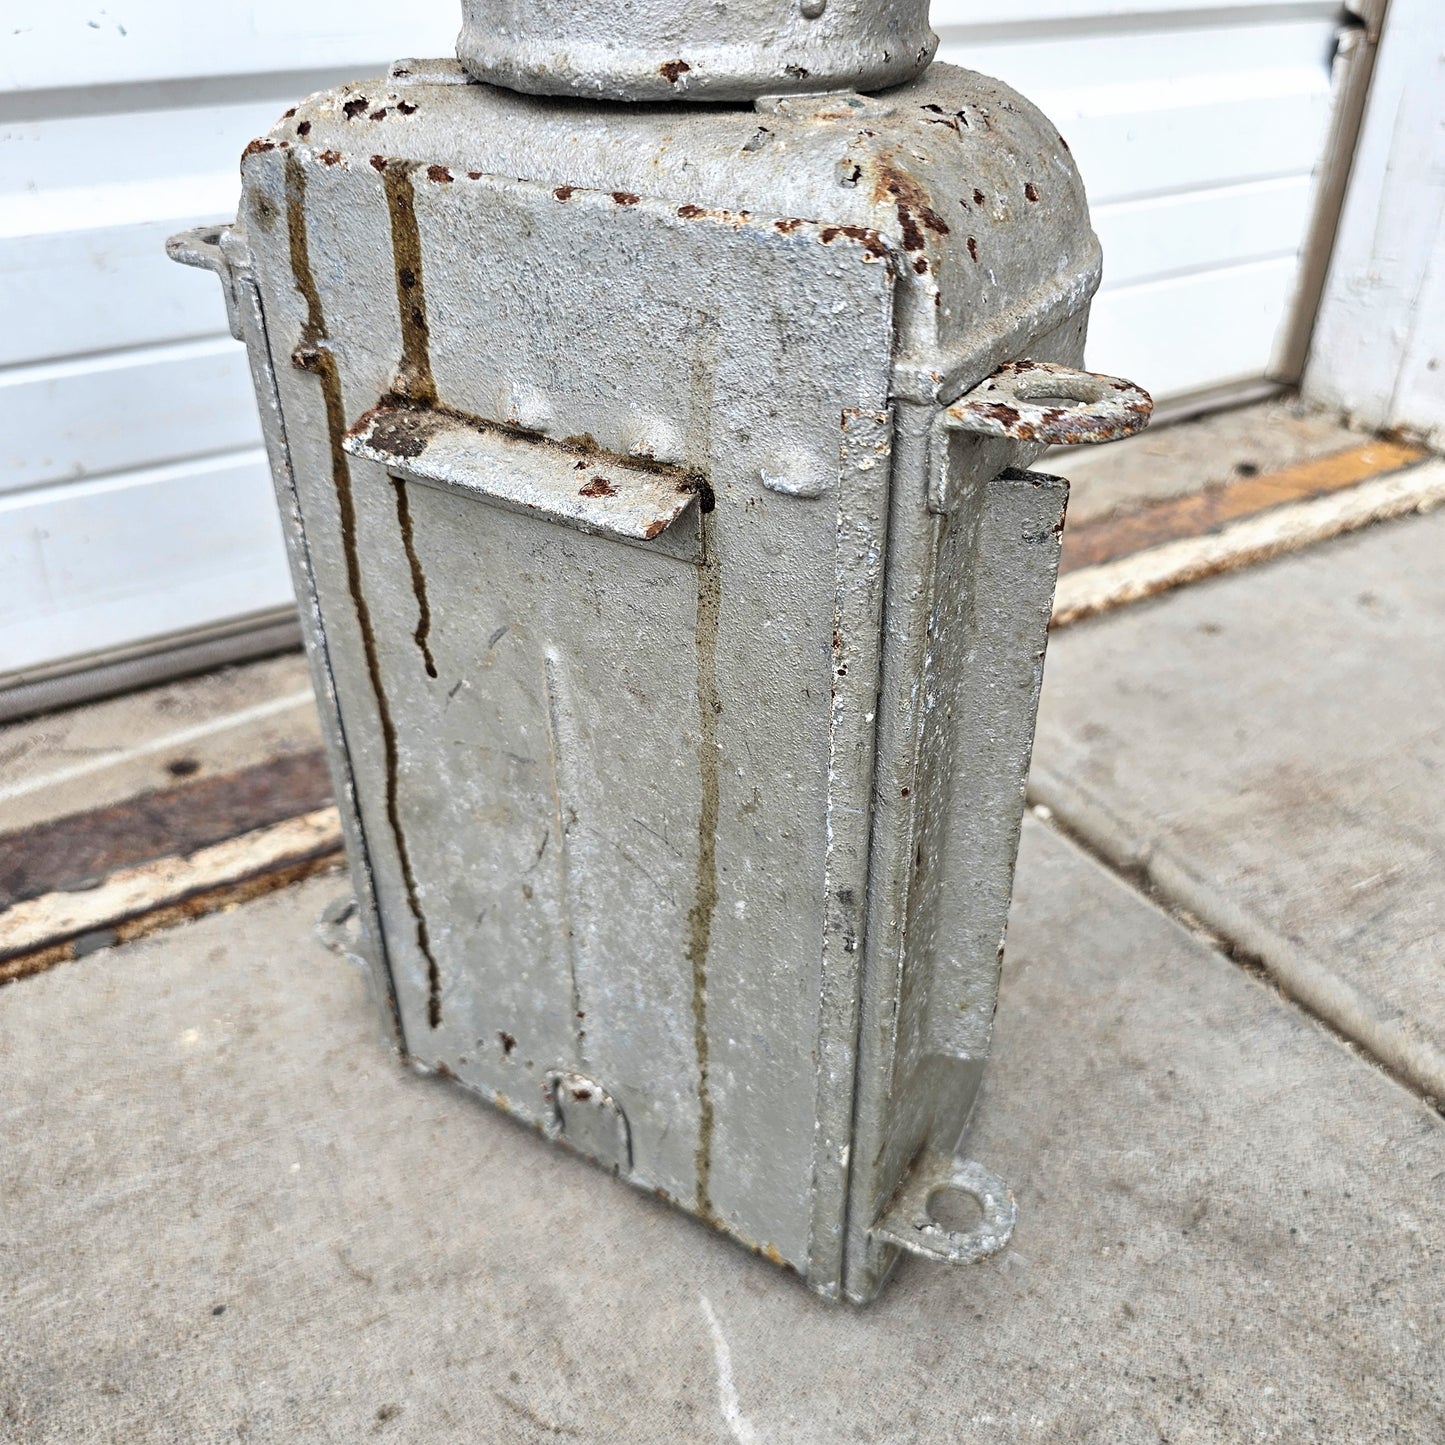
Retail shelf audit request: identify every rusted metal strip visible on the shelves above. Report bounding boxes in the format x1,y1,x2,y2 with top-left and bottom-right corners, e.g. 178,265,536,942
1054,458,1445,629
0,748,331,909
0,808,343,983
1059,438,1430,576
0,852,343,988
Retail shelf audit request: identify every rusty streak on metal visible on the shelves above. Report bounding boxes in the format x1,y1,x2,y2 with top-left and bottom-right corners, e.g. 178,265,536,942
686,316,721,1221
285,153,444,1029
390,477,439,678
380,159,439,407
871,156,950,253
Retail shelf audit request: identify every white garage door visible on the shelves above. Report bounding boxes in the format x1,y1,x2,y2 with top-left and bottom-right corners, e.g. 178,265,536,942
0,1,1347,705
935,0,1345,397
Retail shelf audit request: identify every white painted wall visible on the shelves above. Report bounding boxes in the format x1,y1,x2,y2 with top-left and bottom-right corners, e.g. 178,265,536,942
0,1,1350,690
1303,0,1445,449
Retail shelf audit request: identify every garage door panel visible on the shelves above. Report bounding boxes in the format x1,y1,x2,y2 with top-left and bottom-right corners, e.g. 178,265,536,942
1,209,237,367
0,451,292,673
941,17,1338,91
0,339,260,495
1,3,459,93
1095,177,1315,288
937,0,1337,24
0,98,300,199
1086,257,1299,399
937,19,1336,204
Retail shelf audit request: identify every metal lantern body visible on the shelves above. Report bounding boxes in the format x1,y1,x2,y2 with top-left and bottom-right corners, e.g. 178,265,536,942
173,56,1147,1304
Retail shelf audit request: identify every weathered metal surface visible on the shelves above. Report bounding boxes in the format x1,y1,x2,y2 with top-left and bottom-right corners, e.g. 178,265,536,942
173,52,1149,1304
948,359,1153,445
457,0,936,102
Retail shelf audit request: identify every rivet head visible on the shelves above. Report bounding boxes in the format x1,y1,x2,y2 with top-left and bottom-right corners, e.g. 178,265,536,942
800,0,826,17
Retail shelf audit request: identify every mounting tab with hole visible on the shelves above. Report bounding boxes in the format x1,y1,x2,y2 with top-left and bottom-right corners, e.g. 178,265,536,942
948,359,1152,447
870,1152,1017,1265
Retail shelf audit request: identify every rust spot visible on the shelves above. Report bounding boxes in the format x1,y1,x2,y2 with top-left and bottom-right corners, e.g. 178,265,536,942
774,217,804,234
818,224,889,261
553,184,575,201
369,108,388,122
571,1087,593,1102
396,100,418,115
318,150,342,167
433,1061,457,1081
369,155,387,172
467,170,483,180
967,236,979,262
1025,182,1040,203
872,159,950,252
979,401,1021,423
612,191,640,206
241,137,276,167
296,120,311,137
578,476,617,498
913,257,928,274
426,164,453,183
282,107,297,120
973,188,986,206
644,519,668,539
659,59,692,84
677,203,705,219
1058,132,1071,152
784,64,811,78
499,1031,517,1055
342,96,369,120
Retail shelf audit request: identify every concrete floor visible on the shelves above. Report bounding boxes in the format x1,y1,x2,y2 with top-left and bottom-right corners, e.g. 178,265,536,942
2,500,1442,1441
4,821,1439,1443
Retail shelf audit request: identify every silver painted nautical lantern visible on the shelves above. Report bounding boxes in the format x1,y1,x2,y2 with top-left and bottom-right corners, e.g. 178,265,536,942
171,4,1150,1304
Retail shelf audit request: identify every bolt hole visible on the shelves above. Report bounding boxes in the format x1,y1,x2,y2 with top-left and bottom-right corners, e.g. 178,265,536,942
1013,375,1107,406
927,1185,984,1233
1015,392,1083,407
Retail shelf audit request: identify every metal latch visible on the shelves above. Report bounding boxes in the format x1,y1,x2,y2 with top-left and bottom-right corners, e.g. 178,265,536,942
947,359,1152,446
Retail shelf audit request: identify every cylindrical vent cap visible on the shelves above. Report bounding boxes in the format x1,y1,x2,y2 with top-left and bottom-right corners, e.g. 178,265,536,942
457,0,938,103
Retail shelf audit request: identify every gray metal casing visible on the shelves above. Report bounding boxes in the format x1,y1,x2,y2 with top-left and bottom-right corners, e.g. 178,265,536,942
204,61,1104,1303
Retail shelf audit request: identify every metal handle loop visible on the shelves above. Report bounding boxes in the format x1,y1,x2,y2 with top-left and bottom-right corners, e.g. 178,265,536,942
947,359,1152,446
